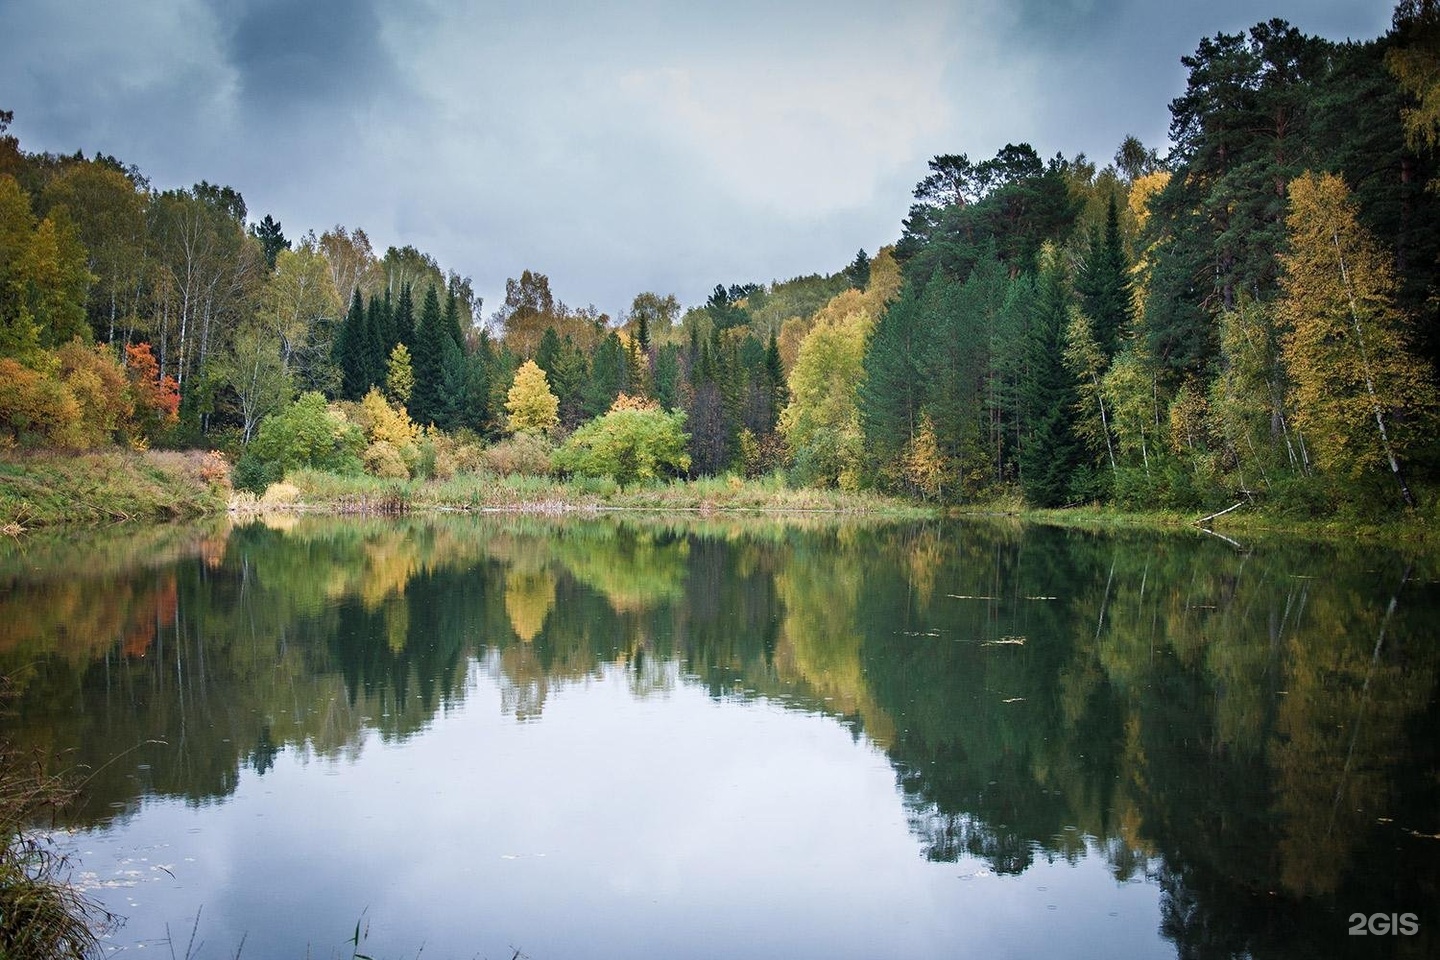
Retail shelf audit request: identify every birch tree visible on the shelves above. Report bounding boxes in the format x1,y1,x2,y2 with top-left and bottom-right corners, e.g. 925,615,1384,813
1277,172,1436,506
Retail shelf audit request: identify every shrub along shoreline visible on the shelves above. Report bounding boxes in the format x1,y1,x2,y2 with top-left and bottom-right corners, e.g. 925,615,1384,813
236,466,937,519
3,449,1434,548
0,449,935,529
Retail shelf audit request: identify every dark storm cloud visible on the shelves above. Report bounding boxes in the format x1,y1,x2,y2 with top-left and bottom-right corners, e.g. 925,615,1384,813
974,0,1398,168
0,1,234,175
212,0,400,114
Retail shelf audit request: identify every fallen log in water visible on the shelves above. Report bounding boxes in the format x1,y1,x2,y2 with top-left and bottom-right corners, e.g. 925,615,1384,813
1194,501,1245,525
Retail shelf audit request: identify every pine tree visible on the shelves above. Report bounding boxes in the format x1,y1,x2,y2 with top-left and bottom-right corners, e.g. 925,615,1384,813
250,214,289,270
1019,251,1085,506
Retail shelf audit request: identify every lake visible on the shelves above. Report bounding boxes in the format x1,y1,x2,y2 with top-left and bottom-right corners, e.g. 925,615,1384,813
1,514,1436,959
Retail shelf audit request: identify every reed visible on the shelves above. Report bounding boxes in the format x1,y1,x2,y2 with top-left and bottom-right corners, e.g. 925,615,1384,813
0,695,116,958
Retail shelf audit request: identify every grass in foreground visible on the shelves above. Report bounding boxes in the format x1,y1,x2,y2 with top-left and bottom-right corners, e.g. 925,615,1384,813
1,685,115,958
0,449,228,528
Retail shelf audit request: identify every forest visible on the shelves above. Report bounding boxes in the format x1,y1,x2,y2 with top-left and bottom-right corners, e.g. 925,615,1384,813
2,3,1440,518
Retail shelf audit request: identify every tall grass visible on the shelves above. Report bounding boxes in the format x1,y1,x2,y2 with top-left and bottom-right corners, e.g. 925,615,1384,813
0,449,227,527
280,467,932,517
0,689,115,958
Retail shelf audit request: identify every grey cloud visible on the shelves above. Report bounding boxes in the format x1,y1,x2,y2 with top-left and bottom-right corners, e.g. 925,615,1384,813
0,0,1407,321
209,0,402,114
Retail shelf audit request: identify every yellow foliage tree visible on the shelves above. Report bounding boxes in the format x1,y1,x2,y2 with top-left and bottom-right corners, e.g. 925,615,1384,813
608,392,659,412
505,568,556,642
1277,172,1436,507
900,414,945,500
778,308,871,489
260,241,342,371
505,359,559,435
1387,1,1440,156
359,387,420,448
777,247,902,489
359,387,421,477
385,342,414,405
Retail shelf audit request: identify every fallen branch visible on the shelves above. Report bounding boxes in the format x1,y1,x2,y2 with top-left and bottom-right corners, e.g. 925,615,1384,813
1194,501,1244,526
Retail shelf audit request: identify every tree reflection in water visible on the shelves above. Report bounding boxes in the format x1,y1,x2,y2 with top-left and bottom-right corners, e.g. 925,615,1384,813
1,514,1436,959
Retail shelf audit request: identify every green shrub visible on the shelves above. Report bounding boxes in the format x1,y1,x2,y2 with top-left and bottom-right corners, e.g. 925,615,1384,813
554,407,691,487
232,450,282,494
241,392,365,491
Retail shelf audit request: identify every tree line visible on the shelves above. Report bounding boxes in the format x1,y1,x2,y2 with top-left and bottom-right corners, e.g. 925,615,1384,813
3,4,1440,514
860,7,1440,513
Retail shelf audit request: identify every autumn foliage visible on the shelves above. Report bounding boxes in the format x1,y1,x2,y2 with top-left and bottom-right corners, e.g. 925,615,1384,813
0,340,178,449
124,342,180,429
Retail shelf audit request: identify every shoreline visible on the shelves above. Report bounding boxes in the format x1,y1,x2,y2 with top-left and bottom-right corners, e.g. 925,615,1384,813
2,449,1432,546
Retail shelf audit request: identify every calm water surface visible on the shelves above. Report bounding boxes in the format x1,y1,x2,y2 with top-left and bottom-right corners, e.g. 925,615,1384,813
1,515,1436,959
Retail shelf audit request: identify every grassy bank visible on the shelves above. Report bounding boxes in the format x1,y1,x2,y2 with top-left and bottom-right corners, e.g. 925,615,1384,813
6,449,1435,545
268,468,936,518
0,450,229,529
1004,500,1439,547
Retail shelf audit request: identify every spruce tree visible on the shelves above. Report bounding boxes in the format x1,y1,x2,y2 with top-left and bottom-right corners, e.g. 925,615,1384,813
922,267,996,494
583,331,627,417
363,292,390,394
459,349,492,436
635,306,651,352
410,285,446,426
393,282,415,351
535,327,562,375
334,287,366,400
443,286,464,351
846,249,871,290
437,336,469,432
765,330,787,421
1075,195,1132,361
551,334,589,426
654,344,681,410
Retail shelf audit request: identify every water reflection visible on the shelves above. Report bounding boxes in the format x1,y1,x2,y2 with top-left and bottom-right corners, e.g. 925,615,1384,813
1,515,1437,958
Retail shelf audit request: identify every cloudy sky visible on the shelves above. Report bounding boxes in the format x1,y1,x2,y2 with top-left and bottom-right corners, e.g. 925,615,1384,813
1,0,1395,321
